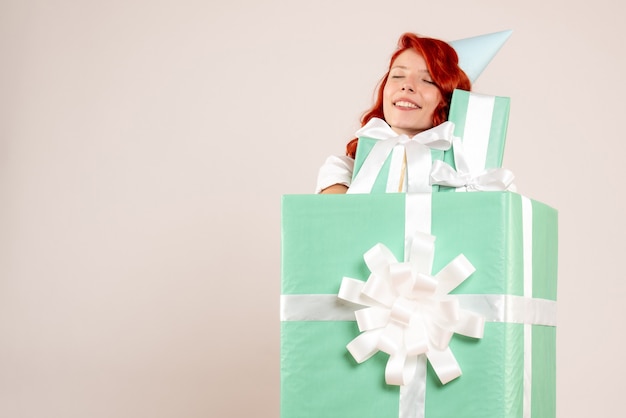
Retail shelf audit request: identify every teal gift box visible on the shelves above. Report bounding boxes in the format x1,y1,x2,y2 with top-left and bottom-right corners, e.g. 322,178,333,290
443,89,511,173
281,192,557,418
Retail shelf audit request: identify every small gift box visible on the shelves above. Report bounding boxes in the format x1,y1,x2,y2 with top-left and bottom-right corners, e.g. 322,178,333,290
443,89,511,175
280,192,557,418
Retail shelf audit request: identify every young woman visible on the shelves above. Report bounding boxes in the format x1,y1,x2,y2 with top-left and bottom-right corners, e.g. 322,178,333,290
317,33,471,194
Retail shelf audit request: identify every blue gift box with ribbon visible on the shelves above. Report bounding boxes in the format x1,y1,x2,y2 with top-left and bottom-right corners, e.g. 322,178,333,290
280,192,557,418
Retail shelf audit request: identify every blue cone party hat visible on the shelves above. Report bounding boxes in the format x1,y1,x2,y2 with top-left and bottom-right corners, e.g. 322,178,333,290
449,30,513,83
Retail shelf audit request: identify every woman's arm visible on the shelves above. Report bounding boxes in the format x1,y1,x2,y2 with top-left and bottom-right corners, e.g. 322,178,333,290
320,184,348,194
315,155,354,194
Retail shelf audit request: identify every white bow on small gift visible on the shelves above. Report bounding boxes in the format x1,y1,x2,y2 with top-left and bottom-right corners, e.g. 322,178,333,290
430,136,516,191
348,118,455,194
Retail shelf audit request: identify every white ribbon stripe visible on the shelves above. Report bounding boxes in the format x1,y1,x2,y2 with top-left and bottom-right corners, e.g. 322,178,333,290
348,118,455,194
280,294,557,327
462,93,495,174
522,196,533,418
336,233,484,386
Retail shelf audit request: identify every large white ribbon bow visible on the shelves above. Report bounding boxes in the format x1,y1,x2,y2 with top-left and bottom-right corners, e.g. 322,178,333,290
337,232,485,386
430,137,516,191
348,118,455,194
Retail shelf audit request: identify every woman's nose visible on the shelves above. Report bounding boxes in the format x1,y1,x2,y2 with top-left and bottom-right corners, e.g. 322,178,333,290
401,83,414,93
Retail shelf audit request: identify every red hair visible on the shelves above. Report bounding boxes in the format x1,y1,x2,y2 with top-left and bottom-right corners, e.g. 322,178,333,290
346,33,471,158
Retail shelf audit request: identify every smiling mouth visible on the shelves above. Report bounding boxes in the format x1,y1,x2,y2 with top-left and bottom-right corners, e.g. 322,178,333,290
394,100,421,109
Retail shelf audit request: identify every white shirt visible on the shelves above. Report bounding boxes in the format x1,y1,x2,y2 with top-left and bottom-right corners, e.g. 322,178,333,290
315,155,355,193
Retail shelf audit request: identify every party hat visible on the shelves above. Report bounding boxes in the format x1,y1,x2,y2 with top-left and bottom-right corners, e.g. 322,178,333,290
449,30,513,83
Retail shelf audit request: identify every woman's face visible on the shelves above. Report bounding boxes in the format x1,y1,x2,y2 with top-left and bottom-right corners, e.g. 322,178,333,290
382,49,443,136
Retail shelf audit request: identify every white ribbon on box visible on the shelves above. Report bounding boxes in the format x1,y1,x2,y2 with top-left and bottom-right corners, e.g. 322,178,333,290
458,91,496,175
281,293,556,326
348,118,455,194
430,137,516,192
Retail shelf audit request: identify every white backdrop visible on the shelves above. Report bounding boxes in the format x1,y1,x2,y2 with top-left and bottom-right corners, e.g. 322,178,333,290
1,0,624,417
